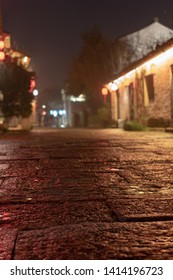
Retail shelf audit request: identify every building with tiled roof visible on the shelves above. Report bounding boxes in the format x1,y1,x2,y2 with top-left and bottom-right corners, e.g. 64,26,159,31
105,20,173,128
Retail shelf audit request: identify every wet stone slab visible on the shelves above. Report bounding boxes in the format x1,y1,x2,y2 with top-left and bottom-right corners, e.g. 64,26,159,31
106,198,173,221
0,163,10,170
0,177,105,202
0,201,114,230
1,129,173,260
0,165,38,178
101,183,173,199
0,228,18,260
14,221,173,260
1,159,123,179
0,163,11,177
115,149,173,163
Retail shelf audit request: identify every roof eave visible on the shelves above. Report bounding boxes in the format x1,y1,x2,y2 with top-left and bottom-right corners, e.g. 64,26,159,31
111,38,173,82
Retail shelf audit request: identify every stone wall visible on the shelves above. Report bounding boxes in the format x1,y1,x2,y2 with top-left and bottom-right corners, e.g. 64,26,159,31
112,55,173,126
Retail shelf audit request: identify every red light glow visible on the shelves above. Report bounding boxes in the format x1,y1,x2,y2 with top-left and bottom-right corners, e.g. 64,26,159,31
102,87,108,96
0,51,5,61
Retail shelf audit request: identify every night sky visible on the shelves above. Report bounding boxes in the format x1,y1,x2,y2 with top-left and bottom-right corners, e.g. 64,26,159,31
2,0,173,98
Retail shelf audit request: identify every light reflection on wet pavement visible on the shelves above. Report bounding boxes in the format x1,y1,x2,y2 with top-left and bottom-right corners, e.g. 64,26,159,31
0,128,173,259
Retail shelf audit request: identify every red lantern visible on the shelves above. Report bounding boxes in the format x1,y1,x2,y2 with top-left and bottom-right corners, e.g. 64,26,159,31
29,77,36,92
30,79,36,88
0,39,5,61
101,87,108,104
0,40,4,49
0,51,5,61
102,87,108,96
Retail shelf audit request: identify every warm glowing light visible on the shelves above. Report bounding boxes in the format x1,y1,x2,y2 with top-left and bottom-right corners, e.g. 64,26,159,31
110,82,118,91
31,80,35,88
33,89,38,96
4,36,11,49
145,47,173,67
150,64,157,74
30,78,36,92
125,69,135,78
111,46,173,87
70,94,86,102
0,40,4,49
102,87,108,96
23,56,28,63
0,51,5,61
124,78,130,86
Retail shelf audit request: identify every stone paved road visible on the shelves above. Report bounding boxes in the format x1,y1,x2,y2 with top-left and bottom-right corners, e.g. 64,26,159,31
0,128,173,259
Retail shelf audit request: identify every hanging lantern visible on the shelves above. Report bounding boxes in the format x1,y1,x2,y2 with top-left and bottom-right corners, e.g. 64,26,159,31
0,38,5,61
0,51,5,61
29,77,36,92
0,40,4,49
102,87,108,96
102,87,108,104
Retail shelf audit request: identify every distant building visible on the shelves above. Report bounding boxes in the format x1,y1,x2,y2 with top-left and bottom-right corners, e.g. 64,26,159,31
66,94,88,127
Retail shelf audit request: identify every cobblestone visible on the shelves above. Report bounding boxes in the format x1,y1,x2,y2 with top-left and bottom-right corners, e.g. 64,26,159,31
0,128,173,259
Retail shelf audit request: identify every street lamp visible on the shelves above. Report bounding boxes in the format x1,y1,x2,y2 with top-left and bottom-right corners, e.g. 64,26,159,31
31,89,39,127
33,89,38,97
101,87,108,104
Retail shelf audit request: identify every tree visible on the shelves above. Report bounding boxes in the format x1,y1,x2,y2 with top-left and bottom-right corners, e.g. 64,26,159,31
67,26,115,112
0,62,34,121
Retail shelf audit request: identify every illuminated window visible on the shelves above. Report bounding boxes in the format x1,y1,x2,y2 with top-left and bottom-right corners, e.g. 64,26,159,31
145,74,155,102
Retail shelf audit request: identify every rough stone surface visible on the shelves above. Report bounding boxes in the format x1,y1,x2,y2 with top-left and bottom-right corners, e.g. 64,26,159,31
0,128,173,259
14,222,173,260
0,228,18,260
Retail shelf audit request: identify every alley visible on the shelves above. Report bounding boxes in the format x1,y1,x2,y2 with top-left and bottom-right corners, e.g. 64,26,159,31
0,128,173,259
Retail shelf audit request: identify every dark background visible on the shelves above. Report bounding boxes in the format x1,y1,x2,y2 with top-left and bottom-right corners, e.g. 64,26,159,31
2,0,173,95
